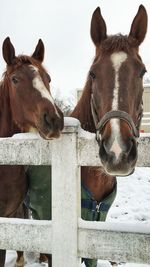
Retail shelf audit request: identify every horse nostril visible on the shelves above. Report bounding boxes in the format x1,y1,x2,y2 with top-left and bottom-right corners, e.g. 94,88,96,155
44,113,52,127
99,139,109,162
43,113,63,131
126,139,134,155
127,137,137,162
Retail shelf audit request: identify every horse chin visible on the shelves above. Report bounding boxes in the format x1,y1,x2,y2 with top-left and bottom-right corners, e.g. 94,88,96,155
28,126,39,133
39,129,61,140
102,163,135,177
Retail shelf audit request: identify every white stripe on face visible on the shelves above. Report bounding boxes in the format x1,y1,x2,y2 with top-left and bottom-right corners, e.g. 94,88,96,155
33,75,55,104
30,65,60,117
109,52,127,160
111,52,127,110
110,118,122,160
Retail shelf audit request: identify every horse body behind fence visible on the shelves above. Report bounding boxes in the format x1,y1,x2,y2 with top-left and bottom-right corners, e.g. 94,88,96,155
0,37,64,267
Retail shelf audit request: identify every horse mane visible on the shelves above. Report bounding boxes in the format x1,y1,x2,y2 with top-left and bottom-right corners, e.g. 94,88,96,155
2,55,46,78
71,77,95,133
0,75,19,137
101,34,138,54
14,55,42,68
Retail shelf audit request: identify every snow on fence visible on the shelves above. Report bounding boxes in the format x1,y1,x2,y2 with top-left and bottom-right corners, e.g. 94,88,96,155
0,118,150,266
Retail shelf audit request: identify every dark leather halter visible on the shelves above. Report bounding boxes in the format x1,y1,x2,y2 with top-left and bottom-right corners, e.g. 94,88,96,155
90,94,140,143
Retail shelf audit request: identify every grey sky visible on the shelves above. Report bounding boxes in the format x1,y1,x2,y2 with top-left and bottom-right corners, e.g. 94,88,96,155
0,0,149,97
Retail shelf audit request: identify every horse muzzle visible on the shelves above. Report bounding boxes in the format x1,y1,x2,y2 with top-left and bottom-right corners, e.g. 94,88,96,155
37,110,64,140
99,136,138,176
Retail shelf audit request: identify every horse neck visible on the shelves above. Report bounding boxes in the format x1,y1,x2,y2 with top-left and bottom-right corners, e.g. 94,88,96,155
71,80,95,133
0,82,20,137
71,81,116,202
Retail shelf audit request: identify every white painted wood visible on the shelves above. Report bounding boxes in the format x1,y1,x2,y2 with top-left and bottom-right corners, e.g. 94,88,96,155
137,137,150,166
51,124,81,267
78,135,150,166
0,137,52,165
0,218,52,253
0,217,150,264
0,135,150,166
78,220,150,264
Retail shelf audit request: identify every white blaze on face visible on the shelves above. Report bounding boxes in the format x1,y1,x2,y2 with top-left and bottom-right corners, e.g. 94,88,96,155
30,65,60,117
110,118,122,160
111,52,127,110
109,52,127,160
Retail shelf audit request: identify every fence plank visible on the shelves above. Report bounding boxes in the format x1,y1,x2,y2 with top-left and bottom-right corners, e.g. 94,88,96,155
0,137,52,165
0,218,52,253
51,121,81,267
0,134,150,167
78,220,150,264
1,218,150,264
78,136,150,166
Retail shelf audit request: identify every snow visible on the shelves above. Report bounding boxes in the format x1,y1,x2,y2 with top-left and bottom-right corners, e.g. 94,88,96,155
64,117,80,127
78,219,150,234
78,127,95,139
0,217,51,226
108,168,150,225
12,133,41,139
5,167,150,267
1,121,149,140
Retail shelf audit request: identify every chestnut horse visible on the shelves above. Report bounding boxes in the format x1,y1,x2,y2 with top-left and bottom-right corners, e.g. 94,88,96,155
71,5,147,267
0,37,63,267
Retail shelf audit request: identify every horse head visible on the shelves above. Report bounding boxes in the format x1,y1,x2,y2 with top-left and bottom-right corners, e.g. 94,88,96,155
2,37,64,139
89,5,147,176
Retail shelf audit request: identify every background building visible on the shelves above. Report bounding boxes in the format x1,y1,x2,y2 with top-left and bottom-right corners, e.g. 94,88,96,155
141,84,150,133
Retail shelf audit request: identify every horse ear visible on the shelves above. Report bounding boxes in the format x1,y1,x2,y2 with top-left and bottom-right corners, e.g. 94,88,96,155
32,39,45,62
2,37,16,65
129,5,148,46
90,7,107,47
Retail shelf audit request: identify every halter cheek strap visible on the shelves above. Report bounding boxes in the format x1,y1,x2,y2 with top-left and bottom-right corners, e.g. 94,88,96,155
90,94,140,143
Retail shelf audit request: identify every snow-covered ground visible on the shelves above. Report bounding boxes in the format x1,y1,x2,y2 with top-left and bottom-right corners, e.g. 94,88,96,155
5,167,150,267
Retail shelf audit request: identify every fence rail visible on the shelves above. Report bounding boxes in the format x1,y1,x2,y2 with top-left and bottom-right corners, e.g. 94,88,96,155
1,130,150,167
0,118,150,266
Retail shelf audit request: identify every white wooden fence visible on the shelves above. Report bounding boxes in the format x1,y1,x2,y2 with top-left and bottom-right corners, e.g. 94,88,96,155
0,118,150,266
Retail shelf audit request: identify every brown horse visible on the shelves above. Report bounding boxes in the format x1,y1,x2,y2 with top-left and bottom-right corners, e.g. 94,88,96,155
71,5,147,267
0,37,64,267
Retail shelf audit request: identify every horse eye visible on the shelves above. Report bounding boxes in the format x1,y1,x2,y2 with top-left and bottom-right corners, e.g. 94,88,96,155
89,71,96,79
140,68,147,78
46,73,51,83
11,76,19,84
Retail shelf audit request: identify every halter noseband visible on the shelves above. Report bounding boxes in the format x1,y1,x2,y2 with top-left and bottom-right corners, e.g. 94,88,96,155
90,94,140,143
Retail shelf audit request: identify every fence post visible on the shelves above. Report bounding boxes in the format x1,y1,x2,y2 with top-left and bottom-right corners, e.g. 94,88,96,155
52,119,81,267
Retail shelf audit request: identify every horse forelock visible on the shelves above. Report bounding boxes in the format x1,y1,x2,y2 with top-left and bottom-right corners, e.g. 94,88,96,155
3,55,46,76
93,34,140,58
102,35,130,53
